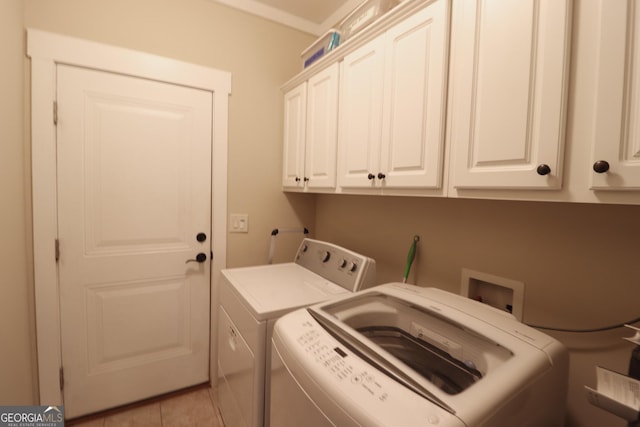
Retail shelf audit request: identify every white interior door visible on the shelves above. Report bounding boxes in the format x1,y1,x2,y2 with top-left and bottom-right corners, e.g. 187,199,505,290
56,64,212,418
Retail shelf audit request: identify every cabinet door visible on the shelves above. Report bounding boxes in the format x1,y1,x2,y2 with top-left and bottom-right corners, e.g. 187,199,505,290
449,0,571,189
338,36,385,189
591,1,640,190
305,63,339,189
282,83,306,188
380,0,449,189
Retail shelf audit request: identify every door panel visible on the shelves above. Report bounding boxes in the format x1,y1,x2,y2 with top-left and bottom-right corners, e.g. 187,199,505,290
450,0,570,189
473,0,535,165
282,83,307,188
305,63,339,189
85,279,190,372
381,0,449,189
57,64,212,418
591,0,640,189
338,36,385,188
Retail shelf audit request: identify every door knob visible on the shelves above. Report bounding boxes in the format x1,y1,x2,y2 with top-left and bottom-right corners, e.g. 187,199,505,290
196,232,207,242
186,253,207,264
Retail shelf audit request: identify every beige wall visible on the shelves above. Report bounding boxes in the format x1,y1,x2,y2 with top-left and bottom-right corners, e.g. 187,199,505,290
0,0,37,405
315,195,640,426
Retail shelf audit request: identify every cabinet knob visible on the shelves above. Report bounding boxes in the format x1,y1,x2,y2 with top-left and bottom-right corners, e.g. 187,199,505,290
536,164,551,176
593,160,610,174
377,172,386,180
295,177,301,182
367,173,376,180
303,177,310,182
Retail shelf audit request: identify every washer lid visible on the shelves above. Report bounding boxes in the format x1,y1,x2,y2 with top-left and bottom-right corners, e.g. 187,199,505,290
222,263,349,320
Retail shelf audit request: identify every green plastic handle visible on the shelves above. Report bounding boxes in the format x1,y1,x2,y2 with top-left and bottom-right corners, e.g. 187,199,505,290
403,236,419,282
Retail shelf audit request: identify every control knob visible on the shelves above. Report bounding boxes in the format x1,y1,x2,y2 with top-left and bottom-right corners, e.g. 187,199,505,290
347,262,357,272
320,251,331,263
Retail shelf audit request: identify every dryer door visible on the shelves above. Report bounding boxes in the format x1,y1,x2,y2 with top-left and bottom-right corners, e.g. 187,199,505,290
217,306,255,427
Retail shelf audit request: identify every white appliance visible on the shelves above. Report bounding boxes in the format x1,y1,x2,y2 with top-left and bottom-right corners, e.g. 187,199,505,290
217,238,376,427
270,283,569,427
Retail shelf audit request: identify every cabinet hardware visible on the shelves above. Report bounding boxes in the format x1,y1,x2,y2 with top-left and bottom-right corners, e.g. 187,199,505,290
536,164,551,176
593,160,610,174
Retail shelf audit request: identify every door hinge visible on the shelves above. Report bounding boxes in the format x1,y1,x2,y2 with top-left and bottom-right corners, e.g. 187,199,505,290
55,238,60,262
53,101,58,125
59,367,64,391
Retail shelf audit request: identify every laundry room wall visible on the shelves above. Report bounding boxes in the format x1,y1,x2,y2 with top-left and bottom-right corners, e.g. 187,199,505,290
0,0,37,406
315,195,640,426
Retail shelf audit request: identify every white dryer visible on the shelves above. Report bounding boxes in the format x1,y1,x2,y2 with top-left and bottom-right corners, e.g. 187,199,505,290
217,238,376,427
271,283,569,427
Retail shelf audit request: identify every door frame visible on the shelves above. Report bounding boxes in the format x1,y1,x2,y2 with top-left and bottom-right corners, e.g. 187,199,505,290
27,29,231,406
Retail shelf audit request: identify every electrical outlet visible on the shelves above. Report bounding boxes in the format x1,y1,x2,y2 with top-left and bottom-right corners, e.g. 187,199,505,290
230,214,248,233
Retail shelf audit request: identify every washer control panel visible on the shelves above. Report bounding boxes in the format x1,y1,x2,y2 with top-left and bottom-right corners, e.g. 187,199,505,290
294,238,376,292
296,320,391,403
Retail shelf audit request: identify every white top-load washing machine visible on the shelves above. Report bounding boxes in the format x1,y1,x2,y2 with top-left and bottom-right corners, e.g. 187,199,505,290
271,283,569,427
217,238,376,427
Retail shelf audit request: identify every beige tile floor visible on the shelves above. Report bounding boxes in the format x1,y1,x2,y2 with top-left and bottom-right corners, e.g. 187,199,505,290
67,387,225,427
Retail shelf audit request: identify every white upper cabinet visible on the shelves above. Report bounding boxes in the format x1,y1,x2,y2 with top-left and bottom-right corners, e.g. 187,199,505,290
305,64,340,189
380,1,449,189
590,0,640,190
282,63,339,190
338,0,450,191
449,0,571,190
338,35,386,189
282,82,307,188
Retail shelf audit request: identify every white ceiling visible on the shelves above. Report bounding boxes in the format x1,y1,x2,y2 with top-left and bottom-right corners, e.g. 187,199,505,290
213,0,364,35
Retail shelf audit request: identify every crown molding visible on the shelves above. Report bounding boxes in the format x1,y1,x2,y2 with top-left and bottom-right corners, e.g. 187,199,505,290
213,0,324,35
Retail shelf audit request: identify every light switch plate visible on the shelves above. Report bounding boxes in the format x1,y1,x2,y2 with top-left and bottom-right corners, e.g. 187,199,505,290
230,214,249,233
